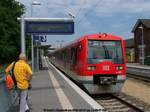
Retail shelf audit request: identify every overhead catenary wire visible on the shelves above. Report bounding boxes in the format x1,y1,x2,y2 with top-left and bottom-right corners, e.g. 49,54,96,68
75,0,87,18
63,0,68,15
77,0,102,25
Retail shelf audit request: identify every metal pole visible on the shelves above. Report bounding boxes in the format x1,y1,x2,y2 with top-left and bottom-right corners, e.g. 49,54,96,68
31,35,34,72
21,15,25,54
37,43,39,70
31,3,34,72
35,40,39,71
141,27,145,65
30,1,41,72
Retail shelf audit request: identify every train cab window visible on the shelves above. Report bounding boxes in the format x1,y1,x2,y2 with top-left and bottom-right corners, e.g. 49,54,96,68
87,40,123,64
71,48,77,65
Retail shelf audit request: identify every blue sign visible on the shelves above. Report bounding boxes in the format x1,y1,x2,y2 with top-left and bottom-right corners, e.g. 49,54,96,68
25,21,74,34
40,35,47,42
33,35,39,41
33,35,47,42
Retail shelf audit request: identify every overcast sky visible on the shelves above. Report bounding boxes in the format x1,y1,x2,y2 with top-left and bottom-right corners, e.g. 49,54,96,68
18,0,150,47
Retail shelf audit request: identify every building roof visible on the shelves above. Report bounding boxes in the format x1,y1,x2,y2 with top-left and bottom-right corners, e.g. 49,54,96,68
125,38,134,48
132,19,150,32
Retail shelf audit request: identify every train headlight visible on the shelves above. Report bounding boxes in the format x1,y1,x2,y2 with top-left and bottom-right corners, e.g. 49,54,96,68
116,66,123,70
87,66,96,70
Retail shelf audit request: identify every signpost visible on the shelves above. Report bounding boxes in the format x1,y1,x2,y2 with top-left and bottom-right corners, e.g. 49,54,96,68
40,35,47,42
18,18,74,72
33,35,47,42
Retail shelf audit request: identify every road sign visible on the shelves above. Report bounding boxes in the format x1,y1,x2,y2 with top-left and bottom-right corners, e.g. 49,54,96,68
25,18,74,34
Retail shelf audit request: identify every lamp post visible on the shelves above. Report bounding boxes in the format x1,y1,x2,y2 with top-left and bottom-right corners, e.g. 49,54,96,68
31,1,41,72
138,25,145,65
20,15,25,54
31,1,41,17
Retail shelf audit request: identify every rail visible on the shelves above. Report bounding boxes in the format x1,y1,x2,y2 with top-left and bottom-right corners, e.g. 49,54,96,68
93,94,145,112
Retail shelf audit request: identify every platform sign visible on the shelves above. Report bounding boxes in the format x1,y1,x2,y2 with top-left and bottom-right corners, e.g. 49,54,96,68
25,20,74,34
40,35,47,42
33,35,47,42
33,35,39,41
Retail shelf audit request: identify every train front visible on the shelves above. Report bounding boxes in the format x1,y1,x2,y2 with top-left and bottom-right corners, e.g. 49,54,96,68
82,34,126,94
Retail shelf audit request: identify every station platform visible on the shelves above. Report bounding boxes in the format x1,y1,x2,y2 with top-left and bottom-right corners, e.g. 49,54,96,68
127,63,150,69
9,59,104,112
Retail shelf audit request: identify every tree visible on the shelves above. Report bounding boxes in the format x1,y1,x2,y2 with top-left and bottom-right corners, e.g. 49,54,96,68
0,0,24,64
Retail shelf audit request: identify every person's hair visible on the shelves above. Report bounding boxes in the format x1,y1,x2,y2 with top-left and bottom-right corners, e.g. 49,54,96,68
19,53,26,60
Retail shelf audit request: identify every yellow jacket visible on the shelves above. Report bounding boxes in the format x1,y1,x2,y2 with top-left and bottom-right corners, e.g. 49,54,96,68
5,60,32,90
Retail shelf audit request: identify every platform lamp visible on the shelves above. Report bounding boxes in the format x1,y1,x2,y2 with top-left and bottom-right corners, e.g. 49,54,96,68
31,0,41,73
138,25,145,65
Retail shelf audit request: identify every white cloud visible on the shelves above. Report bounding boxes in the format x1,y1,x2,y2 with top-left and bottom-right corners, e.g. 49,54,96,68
93,0,150,16
18,0,150,41
19,0,150,18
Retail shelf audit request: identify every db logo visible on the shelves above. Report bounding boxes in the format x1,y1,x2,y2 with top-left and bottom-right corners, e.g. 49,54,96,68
103,65,110,71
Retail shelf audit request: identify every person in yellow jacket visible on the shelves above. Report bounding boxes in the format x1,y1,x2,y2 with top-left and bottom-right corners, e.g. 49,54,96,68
5,53,32,112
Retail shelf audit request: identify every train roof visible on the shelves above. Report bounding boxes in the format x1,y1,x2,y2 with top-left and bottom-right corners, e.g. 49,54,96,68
53,33,124,52
81,33,123,40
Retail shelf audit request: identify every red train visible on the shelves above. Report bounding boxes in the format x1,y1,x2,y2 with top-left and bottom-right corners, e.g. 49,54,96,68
50,33,126,94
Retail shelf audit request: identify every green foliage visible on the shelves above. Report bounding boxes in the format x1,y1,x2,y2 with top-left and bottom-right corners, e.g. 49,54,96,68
0,0,24,64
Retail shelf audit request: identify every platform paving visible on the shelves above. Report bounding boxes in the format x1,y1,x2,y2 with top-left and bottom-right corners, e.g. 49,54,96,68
8,61,104,112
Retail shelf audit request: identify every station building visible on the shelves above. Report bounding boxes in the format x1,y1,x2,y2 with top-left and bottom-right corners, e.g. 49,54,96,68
131,19,150,65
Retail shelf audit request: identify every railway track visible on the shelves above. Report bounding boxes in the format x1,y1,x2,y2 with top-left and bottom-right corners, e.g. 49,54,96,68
50,61,150,111
93,93,146,112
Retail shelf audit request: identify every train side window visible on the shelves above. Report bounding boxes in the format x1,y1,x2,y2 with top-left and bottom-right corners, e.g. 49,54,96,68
71,48,77,65
62,50,65,61
71,49,75,64
67,49,71,63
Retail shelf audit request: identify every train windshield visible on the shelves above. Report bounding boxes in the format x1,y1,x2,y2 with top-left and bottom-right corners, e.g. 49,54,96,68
87,40,123,64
